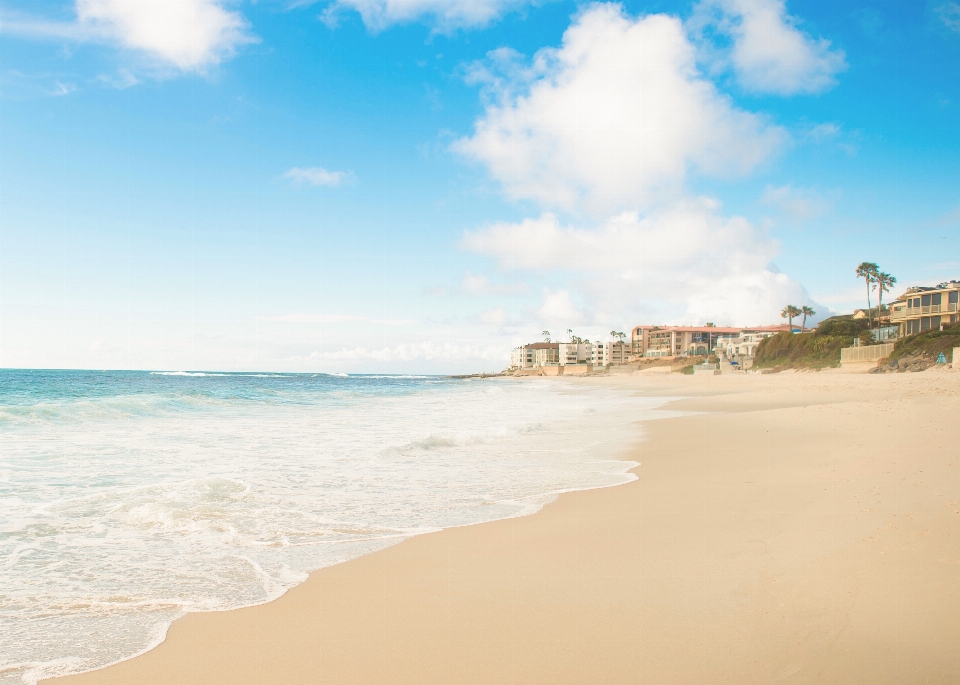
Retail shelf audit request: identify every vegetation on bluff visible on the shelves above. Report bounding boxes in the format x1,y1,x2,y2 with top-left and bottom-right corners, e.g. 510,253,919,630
874,322,960,372
753,331,853,370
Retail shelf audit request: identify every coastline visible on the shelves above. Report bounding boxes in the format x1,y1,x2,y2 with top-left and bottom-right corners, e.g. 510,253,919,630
48,370,960,684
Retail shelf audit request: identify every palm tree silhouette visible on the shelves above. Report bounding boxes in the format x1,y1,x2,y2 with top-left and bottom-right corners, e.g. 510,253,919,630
800,306,815,330
876,272,896,329
855,262,879,328
542,330,551,342
781,305,802,332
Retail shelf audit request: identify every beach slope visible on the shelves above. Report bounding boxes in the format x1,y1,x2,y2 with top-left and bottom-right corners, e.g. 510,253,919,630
49,371,960,684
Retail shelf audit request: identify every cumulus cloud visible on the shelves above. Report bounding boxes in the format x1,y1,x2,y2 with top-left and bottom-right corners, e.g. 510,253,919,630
691,0,846,94
4,0,254,72
463,200,813,326
455,4,785,214
283,167,349,186
323,0,530,31
535,289,584,325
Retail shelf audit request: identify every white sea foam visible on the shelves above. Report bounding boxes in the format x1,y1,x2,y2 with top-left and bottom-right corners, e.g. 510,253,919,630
0,373,664,683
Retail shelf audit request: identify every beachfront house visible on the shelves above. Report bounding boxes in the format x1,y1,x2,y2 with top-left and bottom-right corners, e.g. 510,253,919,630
630,324,792,358
888,281,960,336
718,330,779,359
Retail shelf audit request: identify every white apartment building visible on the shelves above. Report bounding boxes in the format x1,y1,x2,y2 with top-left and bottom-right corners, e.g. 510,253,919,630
510,341,595,369
592,341,632,366
509,342,560,369
557,342,594,366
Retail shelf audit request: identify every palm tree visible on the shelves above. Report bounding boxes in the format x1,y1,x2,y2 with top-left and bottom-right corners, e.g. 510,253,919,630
876,272,896,327
542,330,551,342
800,306,815,330
781,305,802,332
855,262,879,329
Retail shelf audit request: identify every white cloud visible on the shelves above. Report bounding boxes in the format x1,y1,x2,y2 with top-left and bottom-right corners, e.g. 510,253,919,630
478,307,510,326
95,68,140,89
938,3,960,32
535,289,584,326
267,313,366,323
691,0,846,94
454,4,785,214
461,273,527,295
50,81,77,96
282,167,349,186
760,184,831,219
267,313,415,325
463,200,814,326
5,0,254,72
323,0,529,32
319,341,505,362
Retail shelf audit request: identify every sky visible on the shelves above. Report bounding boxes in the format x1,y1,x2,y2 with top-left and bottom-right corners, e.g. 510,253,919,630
0,0,958,373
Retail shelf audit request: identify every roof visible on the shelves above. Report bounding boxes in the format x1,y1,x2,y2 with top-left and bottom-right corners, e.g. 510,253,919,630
523,342,560,349
899,281,960,299
633,324,796,334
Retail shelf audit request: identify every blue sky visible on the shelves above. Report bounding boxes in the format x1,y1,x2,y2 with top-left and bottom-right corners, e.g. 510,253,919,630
1,0,958,372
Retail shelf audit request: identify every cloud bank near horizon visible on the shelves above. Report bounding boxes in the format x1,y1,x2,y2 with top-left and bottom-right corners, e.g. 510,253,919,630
457,4,822,331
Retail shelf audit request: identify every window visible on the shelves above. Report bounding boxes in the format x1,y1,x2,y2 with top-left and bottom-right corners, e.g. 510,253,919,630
950,291,959,304
921,317,930,331
932,293,942,306
907,300,912,309
932,316,941,330
921,294,931,306
914,298,920,307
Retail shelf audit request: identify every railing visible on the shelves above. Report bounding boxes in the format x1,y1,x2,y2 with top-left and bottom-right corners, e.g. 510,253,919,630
840,343,895,363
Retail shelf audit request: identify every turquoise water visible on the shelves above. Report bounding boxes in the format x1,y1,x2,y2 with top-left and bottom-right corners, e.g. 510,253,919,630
0,370,655,683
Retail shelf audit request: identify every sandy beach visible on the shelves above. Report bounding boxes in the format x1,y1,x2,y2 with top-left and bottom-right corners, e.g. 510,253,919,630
48,370,960,684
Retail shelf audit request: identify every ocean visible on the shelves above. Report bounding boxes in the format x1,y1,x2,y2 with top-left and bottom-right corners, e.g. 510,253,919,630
0,370,660,683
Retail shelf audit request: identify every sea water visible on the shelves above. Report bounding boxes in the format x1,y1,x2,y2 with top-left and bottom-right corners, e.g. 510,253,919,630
0,370,661,683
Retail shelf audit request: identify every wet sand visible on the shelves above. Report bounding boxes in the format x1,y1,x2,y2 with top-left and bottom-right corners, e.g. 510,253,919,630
49,370,960,684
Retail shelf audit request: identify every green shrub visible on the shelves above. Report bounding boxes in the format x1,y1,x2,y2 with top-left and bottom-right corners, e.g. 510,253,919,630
754,332,853,370
815,316,869,337
888,323,960,362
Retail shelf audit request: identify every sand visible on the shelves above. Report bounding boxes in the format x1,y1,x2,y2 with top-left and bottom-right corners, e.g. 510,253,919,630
48,370,960,684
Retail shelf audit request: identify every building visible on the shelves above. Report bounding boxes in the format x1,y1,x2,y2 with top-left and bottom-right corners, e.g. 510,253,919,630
557,342,594,366
718,330,780,359
592,341,632,366
509,341,595,369
509,342,559,369
888,281,960,336
630,324,794,358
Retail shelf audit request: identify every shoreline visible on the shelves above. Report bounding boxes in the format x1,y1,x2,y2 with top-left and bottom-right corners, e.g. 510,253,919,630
48,371,960,684
29,376,659,684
